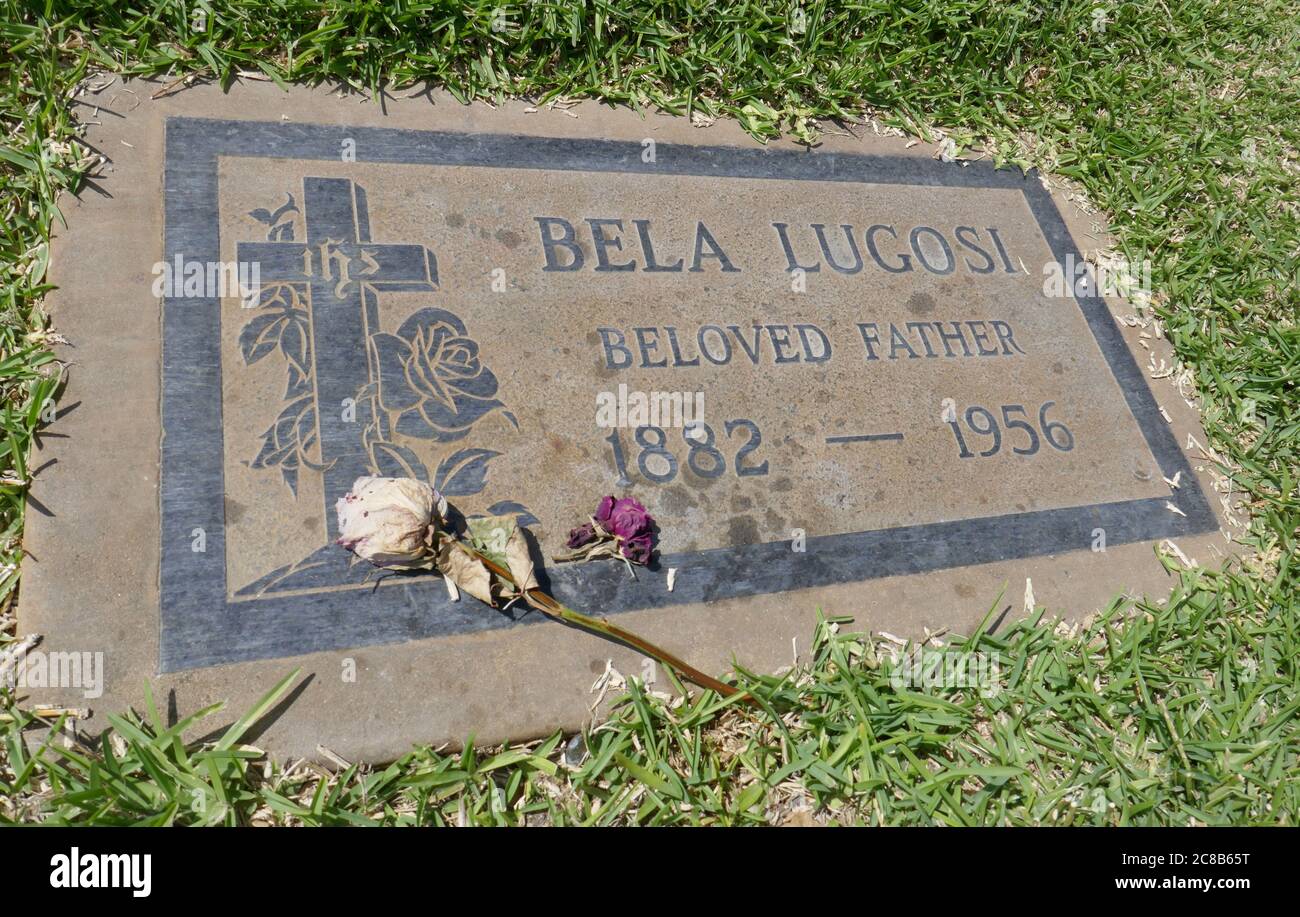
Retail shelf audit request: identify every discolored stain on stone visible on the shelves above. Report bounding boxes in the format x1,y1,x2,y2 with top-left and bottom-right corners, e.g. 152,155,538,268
683,466,719,490
660,485,698,515
906,291,936,315
727,515,761,545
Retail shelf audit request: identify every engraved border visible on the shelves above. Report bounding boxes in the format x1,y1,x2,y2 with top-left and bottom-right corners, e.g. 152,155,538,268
160,117,1217,671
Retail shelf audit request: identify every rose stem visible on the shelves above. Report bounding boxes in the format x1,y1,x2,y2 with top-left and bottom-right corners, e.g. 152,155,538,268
464,546,747,703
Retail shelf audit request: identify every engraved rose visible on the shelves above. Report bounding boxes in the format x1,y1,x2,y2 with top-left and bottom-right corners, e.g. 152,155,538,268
371,308,505,442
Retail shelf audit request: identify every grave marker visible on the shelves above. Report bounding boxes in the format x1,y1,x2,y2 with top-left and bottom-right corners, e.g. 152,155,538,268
20,84,1226,759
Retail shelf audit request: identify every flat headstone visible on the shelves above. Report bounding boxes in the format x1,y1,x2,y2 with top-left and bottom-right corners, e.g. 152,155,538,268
21,81,1229,760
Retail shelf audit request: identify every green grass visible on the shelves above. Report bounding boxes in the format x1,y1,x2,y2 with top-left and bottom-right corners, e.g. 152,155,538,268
1,0,1297,825
5,567,1295,825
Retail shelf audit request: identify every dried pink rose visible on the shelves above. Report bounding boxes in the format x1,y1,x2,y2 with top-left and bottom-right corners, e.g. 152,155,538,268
565,522,597,549
607,497,652,540
620,533,654,565
555,495,657,567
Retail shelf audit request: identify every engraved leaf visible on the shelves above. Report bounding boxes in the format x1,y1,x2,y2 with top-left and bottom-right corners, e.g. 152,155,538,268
256,284,292,311
284,362,311,400
434,448,500,497
240,313,285,364
486,500,540,528
250,395,316,496
278,313,311,377
370,441,429,483
353,381,393,443
270,192,298,223
250,193,298,228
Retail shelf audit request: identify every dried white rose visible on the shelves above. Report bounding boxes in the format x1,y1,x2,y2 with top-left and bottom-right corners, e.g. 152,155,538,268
335,476,438,567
